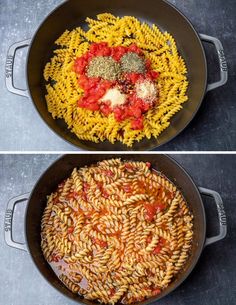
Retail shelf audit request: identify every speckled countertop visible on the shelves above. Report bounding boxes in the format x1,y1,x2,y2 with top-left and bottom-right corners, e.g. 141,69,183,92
0,0,235,151
0,154,236,305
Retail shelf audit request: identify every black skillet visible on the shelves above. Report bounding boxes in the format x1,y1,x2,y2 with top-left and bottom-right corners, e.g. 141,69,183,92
5,0,228,150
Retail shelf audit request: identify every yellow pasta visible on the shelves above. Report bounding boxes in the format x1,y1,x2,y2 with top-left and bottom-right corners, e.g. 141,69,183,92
41,159,193,304
44,14,188,147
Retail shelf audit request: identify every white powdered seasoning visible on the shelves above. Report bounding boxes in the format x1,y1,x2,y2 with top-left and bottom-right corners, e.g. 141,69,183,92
135,80,157,103
100,87,127,108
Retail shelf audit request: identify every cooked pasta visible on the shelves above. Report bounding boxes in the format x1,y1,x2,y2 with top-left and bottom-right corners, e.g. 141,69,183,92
44,14,188,147
41,159,193,304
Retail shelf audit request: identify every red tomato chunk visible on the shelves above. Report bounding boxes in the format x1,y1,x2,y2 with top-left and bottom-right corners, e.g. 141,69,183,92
144,201,166,221
67,226,74,234
124,163,134,170
152,288,161,295
123,184,132,193
68,191,78,199
144,203,157,221
153,245,162,254
103,170,114,177
153,237,166,254
93,238,108,248
51,254,60,262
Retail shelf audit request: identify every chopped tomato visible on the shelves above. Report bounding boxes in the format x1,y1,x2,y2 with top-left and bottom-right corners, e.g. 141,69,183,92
84,102,100,111
153,245,162,254
124,163,134,170
83,183,90,192
67,226,74,234
153,238,166,254
74,56,87,74
123,184,132,193
68,191,79,199
103,170,114,177
159,237,166,245
51,254,60,262
145,58,151,69
103,189,109,199
114,107,124,122
150,70,160,80
152,288,161,295
127,72,141,84
81,192,87,201
166,190,174,200
138,180,146,190
144,203,157,221
109,288,116,297
93,238,108,248
128,44,142,54
96,181,103,191
146,162,151,168
144,201,166,221
131,117,144,130
100,103,112,116
154,201,166,213
131,106,142,118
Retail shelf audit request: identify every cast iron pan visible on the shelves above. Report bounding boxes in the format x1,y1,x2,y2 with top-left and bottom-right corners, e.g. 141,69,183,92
4,155,227,303
5,0,228,151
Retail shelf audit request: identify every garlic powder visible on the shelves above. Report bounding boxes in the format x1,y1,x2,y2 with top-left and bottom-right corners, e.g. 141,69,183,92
100,87,127,108
135,80,157,103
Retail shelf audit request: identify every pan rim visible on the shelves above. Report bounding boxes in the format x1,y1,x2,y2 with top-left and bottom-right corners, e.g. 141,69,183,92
24,154,206,304
25,0,207,151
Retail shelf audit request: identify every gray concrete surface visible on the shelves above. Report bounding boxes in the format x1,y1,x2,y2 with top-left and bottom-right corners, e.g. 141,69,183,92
0,154,236,305
0,0,235,151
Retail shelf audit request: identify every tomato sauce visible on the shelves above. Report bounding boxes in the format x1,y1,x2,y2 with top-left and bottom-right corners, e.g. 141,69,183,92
92,238,108,248
144,201,166,221
152,288,161,296
67,226,74,234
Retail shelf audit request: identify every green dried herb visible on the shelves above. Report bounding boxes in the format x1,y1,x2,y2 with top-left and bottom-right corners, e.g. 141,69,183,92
86,56,121,81
120,52,146,74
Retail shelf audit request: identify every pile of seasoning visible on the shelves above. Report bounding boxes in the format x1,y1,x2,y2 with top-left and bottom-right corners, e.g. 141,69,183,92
120,52,146,74
86,56,121,81
135,79,157,103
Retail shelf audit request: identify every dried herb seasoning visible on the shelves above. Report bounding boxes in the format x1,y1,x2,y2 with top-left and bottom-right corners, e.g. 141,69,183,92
86,56,121,80
120,52,146,74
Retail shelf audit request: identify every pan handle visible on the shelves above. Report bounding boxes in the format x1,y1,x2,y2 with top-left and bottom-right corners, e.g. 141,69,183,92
199,187,227,247
5,39,31,97
199,34,228,92
4,193,30,252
